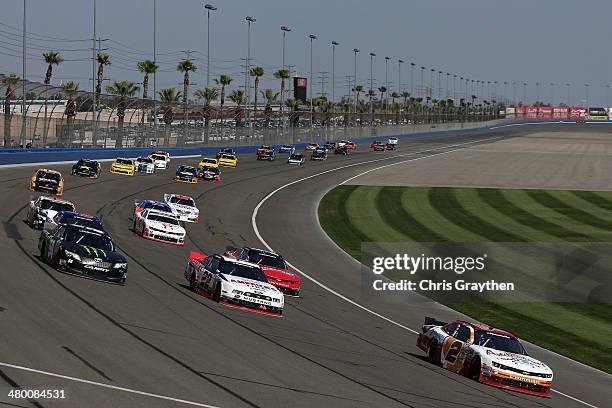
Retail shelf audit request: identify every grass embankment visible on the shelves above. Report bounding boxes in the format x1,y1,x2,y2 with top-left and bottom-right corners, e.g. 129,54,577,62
319,185,612,373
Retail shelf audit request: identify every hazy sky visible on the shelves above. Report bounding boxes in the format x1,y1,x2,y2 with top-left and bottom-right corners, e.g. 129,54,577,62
2,0,611,105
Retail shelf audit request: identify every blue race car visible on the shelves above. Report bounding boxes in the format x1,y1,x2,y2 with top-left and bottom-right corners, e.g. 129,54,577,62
175,165,199,184
43,211,105,233
278,144,295,154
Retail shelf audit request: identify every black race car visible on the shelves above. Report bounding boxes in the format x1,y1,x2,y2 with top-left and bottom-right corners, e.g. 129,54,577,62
323,141,336,150
257,149,276,161
310,149,327,161
38,225,128,284
386,143,397,151
198,166,221,182
71,159,101,178
334,145,349,155
175,165,199,184
216,148,236,159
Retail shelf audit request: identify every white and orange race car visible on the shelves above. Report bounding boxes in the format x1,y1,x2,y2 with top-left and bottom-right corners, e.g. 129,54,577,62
416,317,553,397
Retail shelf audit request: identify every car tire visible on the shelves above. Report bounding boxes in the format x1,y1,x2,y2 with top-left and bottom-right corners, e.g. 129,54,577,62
213,282,221,302
428,341,439,365
189,273,198,293
291,289,300,297
469,358,481,381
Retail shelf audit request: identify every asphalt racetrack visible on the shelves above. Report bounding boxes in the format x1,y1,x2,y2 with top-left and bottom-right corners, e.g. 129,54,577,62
0,123,610,408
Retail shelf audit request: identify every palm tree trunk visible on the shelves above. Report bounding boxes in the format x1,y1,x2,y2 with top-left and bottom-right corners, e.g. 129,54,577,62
254,77,259,122
4,96,11,147
280,79,285,123
220,86,225,129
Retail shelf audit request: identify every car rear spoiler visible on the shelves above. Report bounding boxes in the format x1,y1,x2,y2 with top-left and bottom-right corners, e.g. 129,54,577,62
189,251,207,262
424,317,447,327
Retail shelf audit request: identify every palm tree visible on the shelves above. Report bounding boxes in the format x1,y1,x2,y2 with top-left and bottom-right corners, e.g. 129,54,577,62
62,81,79,146
194,87,218,127
273,69,290,122
106,80,140,147
214,75,232,128
158,87,181,146
249,66,264,122
95,53,111,102
285,98,302,127
378,86,387,112
229,89,246,127
177,60,197,104
261,88,278,128
137,59,158,126
2,74,20,147
354,85,364,106
42,52,63,144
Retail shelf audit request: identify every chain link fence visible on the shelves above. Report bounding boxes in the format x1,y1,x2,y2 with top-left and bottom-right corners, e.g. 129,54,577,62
1,74,504,149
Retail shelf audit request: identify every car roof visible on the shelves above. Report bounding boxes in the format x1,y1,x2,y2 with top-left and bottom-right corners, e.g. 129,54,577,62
36,168,61,174
200,157,217,161
453,320,516,338
115,157,132,161
216,254,261,268
245,247,282,258
146,208,178,217
60,211,98,220
178,165,196,170
38,196,73,205
169,194,194,200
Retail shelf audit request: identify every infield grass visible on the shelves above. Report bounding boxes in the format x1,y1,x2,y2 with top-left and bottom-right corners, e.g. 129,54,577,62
319,185,612,373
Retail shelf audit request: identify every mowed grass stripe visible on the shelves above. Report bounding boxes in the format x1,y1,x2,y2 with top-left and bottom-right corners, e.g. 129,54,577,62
427,187,523,241
318,185,370,258
477,189,589,241
375,187,446,241
571,190,612,212
526,189,612,232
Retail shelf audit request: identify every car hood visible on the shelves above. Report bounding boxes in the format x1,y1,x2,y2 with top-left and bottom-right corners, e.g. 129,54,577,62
145,220,185,233
260,266,299,281
63,242,126,262
474,346,552,374
170,203,198,213
222,275,281,295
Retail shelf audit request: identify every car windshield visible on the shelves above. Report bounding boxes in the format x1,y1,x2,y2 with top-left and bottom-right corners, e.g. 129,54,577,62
147,213,179,225
65,229,114,251
249,253,287,269
143,202,171,212
474,331,527,355
221,155,235,160
219,260,268,282
151,154,165,161
40,200,74,212
202,166,219,174
290,154,303,160
116,159,132,165
77,160,97,169
36,171,60,182
170,196,195,207
201,158,216,164
60,214,102,230
178,166,197,174
137,157,153,164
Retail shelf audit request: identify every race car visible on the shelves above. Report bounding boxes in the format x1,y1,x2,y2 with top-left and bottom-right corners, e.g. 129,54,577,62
198,166,221,182
133,199,173,218
218,153,238,167
305,142,319,151
256,145,273,155
257,149,276,161
43,211,105,234
198,157,219,168
416,318,553,397
150,151,170,169
278,144,295,154
334,145,349,155
30,169,64,195
310,149,327,161
174,165,199,184
287,153,305,165
71,159,101,178
388,136,398,146
323,141,335,150
25,196,75,229
216,148,236,159
38,224,128,284
370,141,387,151
344,140,357,150
185,251,284,316
225,247,301,296
110,158,135,176
164,193,199,223
132,208,186,246
386,142,397,151
135,156,156,174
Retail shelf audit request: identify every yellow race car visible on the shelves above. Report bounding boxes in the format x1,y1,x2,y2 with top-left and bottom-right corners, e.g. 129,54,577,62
218,153,238,167
198,157,219,168
30,169,64,195
110,158,135,176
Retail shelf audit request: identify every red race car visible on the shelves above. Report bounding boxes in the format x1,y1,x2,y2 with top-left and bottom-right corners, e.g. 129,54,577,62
225,247,301,296
343,140,357,150
370,141,386,151
256,145,273,155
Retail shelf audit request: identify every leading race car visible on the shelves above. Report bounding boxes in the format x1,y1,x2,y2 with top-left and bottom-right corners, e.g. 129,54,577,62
198,166,221,182
110,158,135,176
135,156,156,174
132,208,186,245
257,149,275,161
38,224,128,284
287,153,305,165
26,196,75,229
43,211,105,234
174,165,199,184
71,159,101,178
30,169,64,195
164,193,199,223
225,247,301,296
370,141,387,151
185,251,284,316
416,318,553,397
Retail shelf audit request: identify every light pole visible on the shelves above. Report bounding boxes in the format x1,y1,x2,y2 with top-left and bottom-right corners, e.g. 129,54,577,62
536,82,540,103
353,48,359,115
512,81,516,106
606,84,610,108
92,0,97,145
309,34,317,127
410,62,415,96
584,83,589,109
523,82,527,105
205,4,217,88
332,41,338,105
398,59,403,94
420,66,425,99
453,74,457,101
384,56,390,116
21,0,26,147
281,26,291,69
369,52,375,117
153,0,157,141
437,71,442,99
245,16,256,128
566,83,570,106
550,82,554,106
430,69,435,101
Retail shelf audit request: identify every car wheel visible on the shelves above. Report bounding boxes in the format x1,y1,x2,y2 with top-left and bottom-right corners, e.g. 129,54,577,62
189,273,198,293
213,282,221,302
469,358,481,381
120,278,127,286
428,341,439,365
292,289,300,297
